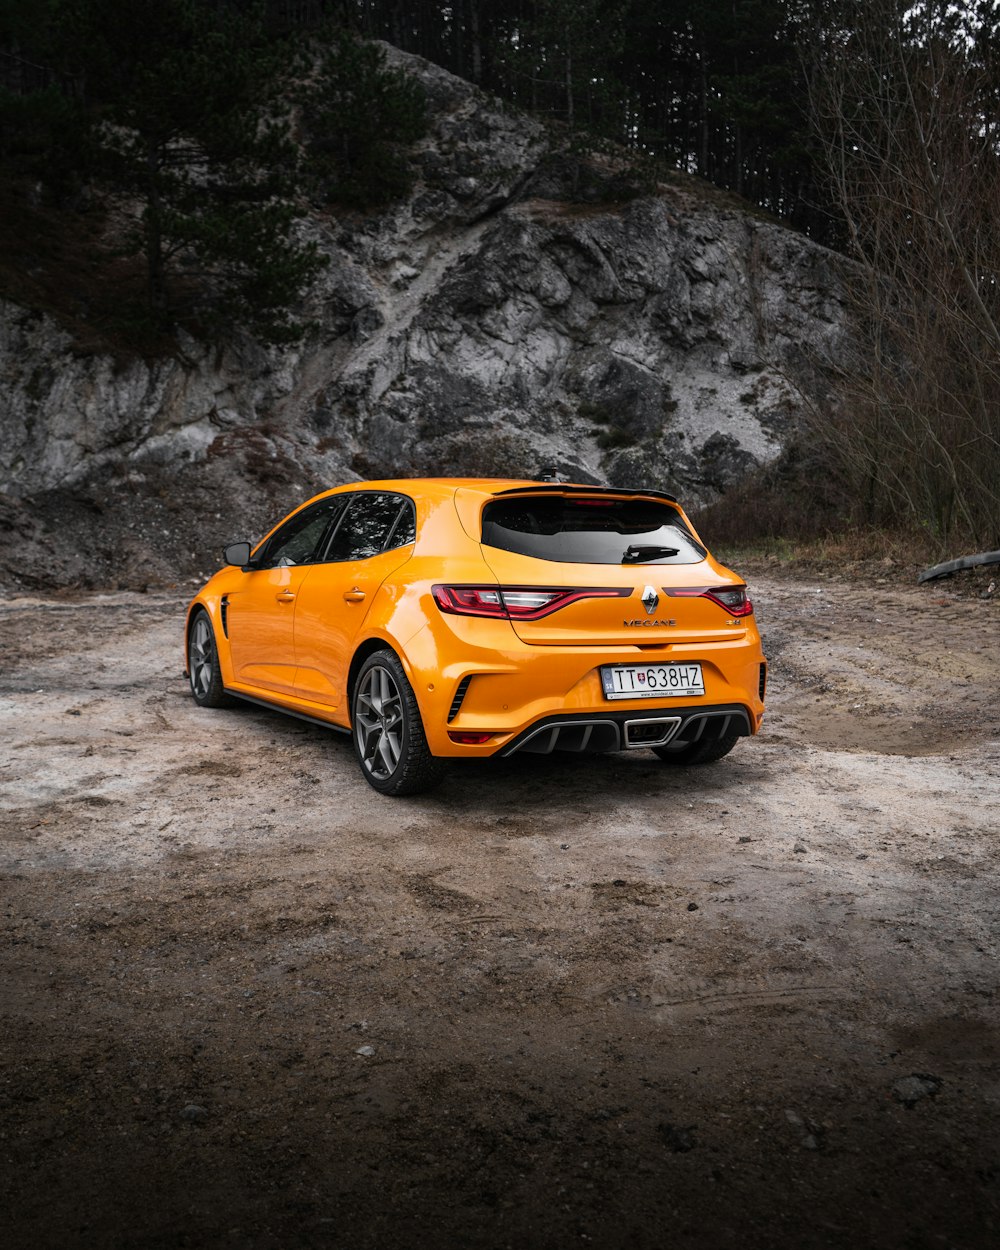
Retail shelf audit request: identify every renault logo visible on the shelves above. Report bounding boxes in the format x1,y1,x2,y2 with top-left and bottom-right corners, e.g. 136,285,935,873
641,585,659,615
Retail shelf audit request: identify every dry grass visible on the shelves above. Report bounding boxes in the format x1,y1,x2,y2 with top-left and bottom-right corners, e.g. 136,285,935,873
711,529,932,581
691,446,999,596
705,529,998,599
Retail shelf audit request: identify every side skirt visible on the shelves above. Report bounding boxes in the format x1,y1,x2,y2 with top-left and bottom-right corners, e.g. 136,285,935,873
226,689,352,735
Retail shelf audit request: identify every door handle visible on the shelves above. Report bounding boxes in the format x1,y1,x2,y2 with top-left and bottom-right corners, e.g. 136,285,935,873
276,591,296,603
343,589,366,603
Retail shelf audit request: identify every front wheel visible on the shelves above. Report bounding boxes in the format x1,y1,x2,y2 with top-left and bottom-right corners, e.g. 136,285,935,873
187,609,231,708
653,733,740,765
351,650,445,796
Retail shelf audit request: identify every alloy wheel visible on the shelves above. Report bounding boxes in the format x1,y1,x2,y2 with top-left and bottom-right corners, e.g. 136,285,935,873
189,615,215,701
354,664,405,780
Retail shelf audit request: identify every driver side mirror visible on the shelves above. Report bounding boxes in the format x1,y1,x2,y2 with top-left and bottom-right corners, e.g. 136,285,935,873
223,541,253,568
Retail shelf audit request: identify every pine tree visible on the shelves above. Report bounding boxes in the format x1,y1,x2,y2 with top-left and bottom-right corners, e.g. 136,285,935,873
63,0,325,341
298,27,426,209
0,0,86,195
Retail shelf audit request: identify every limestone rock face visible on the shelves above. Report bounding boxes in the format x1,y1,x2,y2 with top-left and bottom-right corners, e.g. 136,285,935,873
0,308,290,493
0,44,850,591
335,197,847,495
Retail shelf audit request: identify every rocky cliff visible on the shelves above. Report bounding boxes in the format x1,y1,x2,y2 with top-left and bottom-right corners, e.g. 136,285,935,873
0,46,850,592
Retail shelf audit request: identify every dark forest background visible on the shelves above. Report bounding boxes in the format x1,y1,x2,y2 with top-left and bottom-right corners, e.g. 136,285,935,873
336,0,826,238
5,2,999,254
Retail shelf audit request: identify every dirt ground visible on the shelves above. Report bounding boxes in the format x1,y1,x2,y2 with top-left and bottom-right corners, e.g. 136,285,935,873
2,571,999,1250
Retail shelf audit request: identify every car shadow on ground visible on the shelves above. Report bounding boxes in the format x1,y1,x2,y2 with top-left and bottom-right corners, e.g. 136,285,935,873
230,697,768,810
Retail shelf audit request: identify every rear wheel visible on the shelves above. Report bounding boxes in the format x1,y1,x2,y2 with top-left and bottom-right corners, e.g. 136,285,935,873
351,650,444,796
653,733,740,765
187,609,231,708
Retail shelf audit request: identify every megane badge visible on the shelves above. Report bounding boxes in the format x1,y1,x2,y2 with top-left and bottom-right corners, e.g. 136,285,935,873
641,585,659,615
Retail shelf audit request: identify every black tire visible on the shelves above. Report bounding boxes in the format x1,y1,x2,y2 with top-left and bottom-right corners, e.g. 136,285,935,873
351,649,445,796
187,609,231,708
653,732,740,765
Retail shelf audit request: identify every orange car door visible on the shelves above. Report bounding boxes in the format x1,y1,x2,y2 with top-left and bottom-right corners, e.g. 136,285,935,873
293,493,416,710
227,497,346,696
227,565,306,694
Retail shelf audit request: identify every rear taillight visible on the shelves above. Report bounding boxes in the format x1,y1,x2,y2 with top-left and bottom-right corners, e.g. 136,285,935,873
706,586,754,616
432,585,629,621
664,585,754,616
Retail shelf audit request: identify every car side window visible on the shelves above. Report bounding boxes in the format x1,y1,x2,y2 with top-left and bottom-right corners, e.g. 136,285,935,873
323,493,414,562
257,498,346,569
390,499,416,548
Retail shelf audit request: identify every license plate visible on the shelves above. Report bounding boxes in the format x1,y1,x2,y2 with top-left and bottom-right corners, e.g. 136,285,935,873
601,663,705,700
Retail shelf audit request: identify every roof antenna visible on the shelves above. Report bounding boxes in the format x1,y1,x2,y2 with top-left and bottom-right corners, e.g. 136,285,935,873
539,465,561,482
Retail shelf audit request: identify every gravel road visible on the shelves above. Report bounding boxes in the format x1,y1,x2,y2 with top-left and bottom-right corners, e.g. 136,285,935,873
2,573,998,1249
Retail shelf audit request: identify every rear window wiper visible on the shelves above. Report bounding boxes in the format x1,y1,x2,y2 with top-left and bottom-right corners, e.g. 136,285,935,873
622,544,679,563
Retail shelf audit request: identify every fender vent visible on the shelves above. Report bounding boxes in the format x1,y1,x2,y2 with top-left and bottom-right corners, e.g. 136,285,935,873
447,675,473,722
221,595,229,638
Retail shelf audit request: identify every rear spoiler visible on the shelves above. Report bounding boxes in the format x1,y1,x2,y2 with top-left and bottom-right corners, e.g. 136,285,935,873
493,484,679,504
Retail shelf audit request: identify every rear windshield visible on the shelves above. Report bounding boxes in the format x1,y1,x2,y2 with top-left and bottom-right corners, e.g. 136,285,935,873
481,496,707,565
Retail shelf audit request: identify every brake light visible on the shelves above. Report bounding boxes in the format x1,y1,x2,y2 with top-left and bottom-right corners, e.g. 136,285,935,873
433,586,506,617
432,585,629,620
664,585,754,616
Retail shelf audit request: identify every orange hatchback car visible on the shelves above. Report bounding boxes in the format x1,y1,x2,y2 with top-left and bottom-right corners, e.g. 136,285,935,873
185,479,766,795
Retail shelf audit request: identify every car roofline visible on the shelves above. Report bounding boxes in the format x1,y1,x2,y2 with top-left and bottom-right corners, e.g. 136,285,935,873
306,480,681,507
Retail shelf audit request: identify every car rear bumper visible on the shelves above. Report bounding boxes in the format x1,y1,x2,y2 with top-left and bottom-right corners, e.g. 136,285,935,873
400,619,766,757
